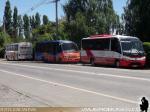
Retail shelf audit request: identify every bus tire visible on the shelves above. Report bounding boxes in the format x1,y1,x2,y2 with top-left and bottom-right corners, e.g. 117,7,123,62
57,58,62,63
90,58,95,66
115,60,120,68
6,56,9,61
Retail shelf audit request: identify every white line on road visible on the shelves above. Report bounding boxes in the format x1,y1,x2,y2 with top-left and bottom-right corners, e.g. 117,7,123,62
48,63,150,74
1,62,150,82
0,69,137,104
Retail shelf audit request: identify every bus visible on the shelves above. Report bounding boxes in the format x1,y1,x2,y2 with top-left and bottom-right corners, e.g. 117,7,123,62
81,35,146,67
5,42,33,61
34,40,80,63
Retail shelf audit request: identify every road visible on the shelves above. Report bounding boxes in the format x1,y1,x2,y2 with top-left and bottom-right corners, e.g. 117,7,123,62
0,60,150,109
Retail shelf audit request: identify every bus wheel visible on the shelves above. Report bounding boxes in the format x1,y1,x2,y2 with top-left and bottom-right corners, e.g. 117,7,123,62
6,56,9,61
90,58,95,66
57,58,62,63
115,60,120,68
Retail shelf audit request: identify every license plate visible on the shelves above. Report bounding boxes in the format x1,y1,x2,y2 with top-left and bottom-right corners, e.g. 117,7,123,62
132,65,138,67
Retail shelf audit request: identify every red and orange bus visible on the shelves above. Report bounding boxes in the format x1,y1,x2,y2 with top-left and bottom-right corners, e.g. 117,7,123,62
81,35,146,67
34,40,80,63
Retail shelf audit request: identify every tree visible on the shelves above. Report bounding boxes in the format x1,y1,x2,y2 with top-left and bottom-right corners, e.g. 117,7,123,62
123,0,150,41
30,15,36,29
0,32,11,48
0,32,11,58
65,12,90,44
35,13,41,28
0,33,5,48
18,15,24,38
13,6,18,38
0,26,2,32
3,0,12,35
23,14,30,39
43,15,49,25
63,0,119,42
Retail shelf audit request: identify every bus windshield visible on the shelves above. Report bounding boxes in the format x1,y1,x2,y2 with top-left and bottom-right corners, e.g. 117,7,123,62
62,43,78,52
121,38,144,56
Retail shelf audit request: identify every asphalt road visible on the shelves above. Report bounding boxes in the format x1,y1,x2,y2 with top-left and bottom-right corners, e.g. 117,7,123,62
0,60,150,110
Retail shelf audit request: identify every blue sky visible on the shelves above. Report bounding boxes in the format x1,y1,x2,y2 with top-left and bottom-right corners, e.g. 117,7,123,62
0,0,127,25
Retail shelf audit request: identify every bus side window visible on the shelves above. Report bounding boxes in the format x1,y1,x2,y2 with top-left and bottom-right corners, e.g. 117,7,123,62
10,45,13,51
14,45,18,51
44,43,53,54
6,46,8,51
35,44,39,52
95,39,110,50
111,38,121,53
82,40,90,50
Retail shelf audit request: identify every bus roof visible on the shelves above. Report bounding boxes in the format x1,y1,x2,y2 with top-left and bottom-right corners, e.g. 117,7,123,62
6,42,32,46
83,35,138,40
114,35,139,40
90,34,112,38
37,40,75,44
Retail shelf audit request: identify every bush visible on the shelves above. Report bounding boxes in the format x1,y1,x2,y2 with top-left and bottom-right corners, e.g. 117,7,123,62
0,32,12,58
143,42,150,67
0,48,5,58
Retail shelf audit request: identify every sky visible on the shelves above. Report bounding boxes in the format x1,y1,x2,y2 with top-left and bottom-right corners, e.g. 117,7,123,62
0,0,127,25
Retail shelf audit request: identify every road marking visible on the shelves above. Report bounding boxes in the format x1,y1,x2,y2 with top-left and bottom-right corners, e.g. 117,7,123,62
1,62,150,82
0,69,137,104
48,63,150,74
0,60,150,74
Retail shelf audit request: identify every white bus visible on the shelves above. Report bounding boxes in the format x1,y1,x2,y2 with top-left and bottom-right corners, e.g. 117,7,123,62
81,35,146,68
5,42,33,61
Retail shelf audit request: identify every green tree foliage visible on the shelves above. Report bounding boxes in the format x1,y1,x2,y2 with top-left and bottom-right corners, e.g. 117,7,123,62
18,15,24,38
0,27,2,32
32,23,55,41
4,0,12,35
0,33,5,48
35,13,41,28
30,15,36,29
58,18,69,40
43,15,49,25
23,14,30,39
63,0,119,43
123,0,150,41
0,32,11,58
64,12,89,44
13,6,18,38
0,32,5,57
0,32,11,47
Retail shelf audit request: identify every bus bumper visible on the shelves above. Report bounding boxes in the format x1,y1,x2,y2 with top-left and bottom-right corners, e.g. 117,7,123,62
119,59,146,68
61,58,80,63
18,55,33,60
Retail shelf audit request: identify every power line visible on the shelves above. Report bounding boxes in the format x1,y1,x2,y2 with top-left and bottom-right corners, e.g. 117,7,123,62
23,0,61,40
24,0,54,14
24,0,47,14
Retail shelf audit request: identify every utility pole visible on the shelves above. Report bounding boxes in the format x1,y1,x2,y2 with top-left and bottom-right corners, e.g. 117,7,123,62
25,0,60,39
47,0,60,39
56,0,58,37
55,0,60,39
